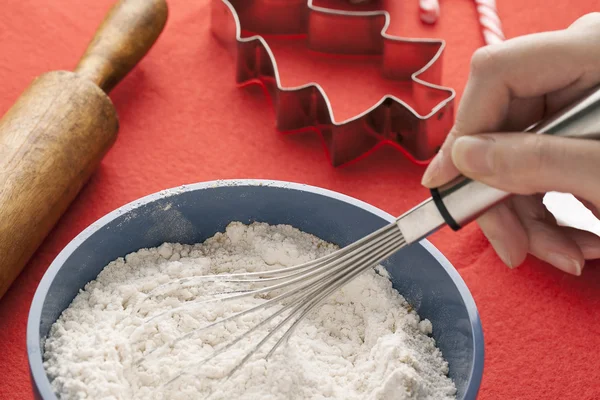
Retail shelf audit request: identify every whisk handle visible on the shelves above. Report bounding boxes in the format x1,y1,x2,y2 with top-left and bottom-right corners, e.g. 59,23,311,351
433,85,600,230
398,85,600,245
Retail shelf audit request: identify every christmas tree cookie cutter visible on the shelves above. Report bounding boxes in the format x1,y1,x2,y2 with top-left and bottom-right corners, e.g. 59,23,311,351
210,0,456,167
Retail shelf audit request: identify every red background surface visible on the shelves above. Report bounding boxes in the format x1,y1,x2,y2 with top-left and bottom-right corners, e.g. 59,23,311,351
1,0,600,398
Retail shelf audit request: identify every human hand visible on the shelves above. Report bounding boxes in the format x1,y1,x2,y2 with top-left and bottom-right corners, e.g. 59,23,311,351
421,13,600,276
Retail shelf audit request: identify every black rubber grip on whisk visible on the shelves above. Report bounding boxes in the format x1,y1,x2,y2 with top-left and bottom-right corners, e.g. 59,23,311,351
430,188,461,231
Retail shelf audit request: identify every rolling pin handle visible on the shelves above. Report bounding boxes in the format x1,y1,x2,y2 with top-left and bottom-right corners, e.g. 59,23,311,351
74,0,168,93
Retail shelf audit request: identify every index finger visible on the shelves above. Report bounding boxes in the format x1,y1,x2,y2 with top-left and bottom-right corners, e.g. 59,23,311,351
421,14,600,188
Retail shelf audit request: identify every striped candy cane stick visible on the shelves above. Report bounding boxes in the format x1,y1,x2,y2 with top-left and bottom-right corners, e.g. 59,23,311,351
418,0,506,45
475,0,506,45
351,0,506,45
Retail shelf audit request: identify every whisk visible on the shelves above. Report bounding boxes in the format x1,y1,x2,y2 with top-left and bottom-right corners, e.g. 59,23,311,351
132,86,600,386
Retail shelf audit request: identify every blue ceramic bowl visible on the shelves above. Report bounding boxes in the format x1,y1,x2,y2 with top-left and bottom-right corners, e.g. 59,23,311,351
27,180,484,399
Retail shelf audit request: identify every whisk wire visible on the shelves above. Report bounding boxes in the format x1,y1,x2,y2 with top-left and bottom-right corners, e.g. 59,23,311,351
139,225,400,363
159,225,405,385
137,225,400,328
266,234,406,359
133,223,398,314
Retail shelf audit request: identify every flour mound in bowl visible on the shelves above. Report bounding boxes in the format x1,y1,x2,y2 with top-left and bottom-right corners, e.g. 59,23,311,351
43,222,457,400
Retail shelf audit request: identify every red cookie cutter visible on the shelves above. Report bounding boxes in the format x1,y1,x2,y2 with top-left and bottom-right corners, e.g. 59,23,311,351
210,0,455,167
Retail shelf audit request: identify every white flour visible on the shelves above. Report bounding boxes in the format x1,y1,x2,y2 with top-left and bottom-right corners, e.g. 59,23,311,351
43,222,457,400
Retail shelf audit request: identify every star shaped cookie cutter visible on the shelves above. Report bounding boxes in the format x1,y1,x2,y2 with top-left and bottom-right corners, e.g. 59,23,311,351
210,0,456,167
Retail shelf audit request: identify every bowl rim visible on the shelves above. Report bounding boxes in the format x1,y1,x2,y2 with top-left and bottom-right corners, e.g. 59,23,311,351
27,179,484,399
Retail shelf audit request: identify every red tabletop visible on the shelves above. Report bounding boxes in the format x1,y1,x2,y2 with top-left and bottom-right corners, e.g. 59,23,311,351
1,0,600,398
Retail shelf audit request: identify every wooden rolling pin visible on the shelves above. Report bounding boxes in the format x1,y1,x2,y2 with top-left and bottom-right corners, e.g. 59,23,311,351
0,0,168,299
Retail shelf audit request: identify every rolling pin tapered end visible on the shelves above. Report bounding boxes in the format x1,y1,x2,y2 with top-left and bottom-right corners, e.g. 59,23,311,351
74,0,169,93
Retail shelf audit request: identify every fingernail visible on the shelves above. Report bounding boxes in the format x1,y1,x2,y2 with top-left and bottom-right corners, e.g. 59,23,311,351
452,136,495,175
421,150,443,186
490,239,513,268
547,253,582,276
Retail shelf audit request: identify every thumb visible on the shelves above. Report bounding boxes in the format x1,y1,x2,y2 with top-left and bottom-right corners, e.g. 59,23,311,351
450,133,600,203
